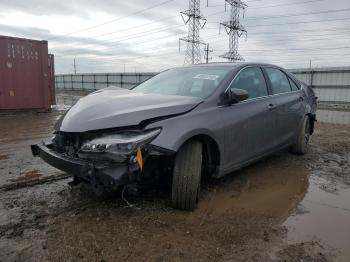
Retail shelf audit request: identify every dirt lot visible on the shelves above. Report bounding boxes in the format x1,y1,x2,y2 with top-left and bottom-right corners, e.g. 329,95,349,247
0,110,349,262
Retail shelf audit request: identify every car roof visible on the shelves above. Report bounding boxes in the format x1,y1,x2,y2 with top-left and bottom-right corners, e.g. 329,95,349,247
183,62,282,69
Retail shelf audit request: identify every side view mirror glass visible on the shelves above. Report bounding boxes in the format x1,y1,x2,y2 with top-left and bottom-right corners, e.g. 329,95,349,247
226,88,249,104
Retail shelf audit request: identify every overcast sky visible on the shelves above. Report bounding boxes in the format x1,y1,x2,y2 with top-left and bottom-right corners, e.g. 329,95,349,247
0,0,349,73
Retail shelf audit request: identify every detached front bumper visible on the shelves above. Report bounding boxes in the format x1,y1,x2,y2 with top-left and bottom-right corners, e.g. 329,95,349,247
31,143,130,194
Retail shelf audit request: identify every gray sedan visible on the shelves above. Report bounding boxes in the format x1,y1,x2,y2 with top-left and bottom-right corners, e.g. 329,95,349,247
31,63,317,211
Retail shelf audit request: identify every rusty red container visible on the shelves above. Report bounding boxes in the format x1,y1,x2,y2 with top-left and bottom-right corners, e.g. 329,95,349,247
0,35,55,111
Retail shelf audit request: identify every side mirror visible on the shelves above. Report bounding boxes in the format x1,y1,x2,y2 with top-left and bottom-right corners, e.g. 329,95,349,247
226,88,249,104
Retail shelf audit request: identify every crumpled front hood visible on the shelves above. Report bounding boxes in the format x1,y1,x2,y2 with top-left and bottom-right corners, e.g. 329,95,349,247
55,87,203,132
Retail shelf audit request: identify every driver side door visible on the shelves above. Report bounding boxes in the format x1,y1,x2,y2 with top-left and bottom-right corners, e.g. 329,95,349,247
220,66,278,173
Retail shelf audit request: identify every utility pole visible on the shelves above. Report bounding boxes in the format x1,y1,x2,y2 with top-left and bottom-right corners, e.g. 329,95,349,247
204,43,213,64
73,58,77,74
309,59,313,88
220,0,247,62
179,0,207,65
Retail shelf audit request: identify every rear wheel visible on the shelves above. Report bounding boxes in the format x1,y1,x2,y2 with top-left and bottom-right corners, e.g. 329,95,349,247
292,116,311,155
172,141,202,211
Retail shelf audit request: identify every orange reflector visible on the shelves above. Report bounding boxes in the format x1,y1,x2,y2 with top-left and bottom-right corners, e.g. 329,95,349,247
136,147,143,171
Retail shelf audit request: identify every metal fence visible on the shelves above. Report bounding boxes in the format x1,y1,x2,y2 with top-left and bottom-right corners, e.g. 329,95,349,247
290,67,350,104
55,68,350,104
55,72,156,90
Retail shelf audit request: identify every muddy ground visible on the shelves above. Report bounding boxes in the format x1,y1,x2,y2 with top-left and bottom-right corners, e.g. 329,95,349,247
0,110,349,262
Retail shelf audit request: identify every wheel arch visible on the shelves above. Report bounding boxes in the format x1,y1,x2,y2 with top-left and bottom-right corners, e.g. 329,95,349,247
176,134,221,178
304,102,316,135
306,112,316,135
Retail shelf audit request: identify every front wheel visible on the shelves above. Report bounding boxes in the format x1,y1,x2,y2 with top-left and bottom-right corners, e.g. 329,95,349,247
172,141,202,211
291,116,311,155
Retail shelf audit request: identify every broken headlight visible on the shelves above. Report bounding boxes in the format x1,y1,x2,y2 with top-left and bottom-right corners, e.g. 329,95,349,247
79,128,161,160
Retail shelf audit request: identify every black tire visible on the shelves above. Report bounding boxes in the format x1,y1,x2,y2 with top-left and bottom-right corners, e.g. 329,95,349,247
172,141,202,211
291,116,311,155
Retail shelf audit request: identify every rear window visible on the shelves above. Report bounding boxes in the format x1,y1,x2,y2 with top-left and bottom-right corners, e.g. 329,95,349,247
265,68,292,95
289,78,300,91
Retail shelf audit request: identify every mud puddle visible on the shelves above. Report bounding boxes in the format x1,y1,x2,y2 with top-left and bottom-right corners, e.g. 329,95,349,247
284,175,350,262
281,122,350,262
0,111,63,186
197,157,308,219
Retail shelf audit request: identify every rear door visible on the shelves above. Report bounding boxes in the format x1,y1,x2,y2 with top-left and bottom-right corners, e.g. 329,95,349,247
263,67,304,146
220,66,277,172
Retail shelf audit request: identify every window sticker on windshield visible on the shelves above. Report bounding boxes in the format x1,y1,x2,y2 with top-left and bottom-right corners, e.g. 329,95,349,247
194,74,219,81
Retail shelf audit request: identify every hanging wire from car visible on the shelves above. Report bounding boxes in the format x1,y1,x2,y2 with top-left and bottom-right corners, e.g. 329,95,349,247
121,186,141,210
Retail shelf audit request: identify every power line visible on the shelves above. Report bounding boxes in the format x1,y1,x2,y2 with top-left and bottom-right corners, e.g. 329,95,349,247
47,0,175,40
208,15,350,25
48,10,227,49
209,16,350,28
55,36,350,64
49,8,350,51
245,8,350,20
99,24,184,43
52,21,350,59
52,30,350,59
208,0,326,9
237,46,350,52
210,33,350,47
91,14,180,39
248,0,327,9
238,26,350,36
52,24,350,54
48,5,350,65
246,17,350,28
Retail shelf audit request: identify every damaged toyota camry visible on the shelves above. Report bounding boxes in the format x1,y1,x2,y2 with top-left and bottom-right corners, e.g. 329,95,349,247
31,63,317,211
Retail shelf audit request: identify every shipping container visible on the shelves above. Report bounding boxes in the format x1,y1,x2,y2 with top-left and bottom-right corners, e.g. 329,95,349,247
0,35,55,111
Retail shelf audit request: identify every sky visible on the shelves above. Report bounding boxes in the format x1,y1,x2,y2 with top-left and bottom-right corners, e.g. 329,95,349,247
0,0,349,74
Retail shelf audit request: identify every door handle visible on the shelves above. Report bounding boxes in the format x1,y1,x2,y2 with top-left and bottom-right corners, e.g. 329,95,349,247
268,103,276,110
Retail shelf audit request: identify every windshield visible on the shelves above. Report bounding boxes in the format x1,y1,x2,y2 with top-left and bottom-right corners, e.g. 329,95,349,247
133,67,232,99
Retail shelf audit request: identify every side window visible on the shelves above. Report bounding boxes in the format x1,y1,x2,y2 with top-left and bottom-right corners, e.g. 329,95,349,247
230,67,268,99
265,68,292,95
289,78,300,91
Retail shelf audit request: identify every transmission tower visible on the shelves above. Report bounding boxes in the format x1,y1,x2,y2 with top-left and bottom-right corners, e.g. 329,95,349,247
179,0,207,65
220,0,247,62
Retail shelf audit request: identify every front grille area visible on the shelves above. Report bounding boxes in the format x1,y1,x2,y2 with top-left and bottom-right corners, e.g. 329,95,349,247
52,132,129,164
53,132,91,157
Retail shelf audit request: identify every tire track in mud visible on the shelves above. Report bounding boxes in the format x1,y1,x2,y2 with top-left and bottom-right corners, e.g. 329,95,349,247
0,173,72,192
